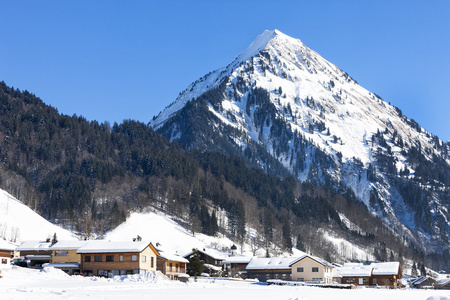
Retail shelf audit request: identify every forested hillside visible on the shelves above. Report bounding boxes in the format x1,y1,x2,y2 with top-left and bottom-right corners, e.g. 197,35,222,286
0,81,447,270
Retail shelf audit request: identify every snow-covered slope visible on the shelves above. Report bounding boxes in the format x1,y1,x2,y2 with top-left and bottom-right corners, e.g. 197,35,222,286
105,211,238,257
150,30,450,254
0,188,76,243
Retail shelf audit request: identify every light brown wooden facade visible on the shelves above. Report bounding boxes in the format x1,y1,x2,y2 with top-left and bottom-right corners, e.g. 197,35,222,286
80,243,158,277
157,257,187,280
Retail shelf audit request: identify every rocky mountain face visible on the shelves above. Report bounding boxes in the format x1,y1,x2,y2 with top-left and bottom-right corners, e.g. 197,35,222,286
151,30,450,257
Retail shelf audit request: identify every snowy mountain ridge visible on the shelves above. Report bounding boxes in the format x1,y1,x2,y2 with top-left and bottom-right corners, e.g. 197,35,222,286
150,30,450,256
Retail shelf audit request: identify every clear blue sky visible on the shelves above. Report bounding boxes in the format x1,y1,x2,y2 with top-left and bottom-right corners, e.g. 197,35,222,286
1,1,449,141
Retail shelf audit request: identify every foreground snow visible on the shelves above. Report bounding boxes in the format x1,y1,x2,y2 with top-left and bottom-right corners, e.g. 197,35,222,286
0,267,448,300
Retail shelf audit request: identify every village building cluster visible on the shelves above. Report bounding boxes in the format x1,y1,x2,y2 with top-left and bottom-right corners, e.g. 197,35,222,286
1,238,449,289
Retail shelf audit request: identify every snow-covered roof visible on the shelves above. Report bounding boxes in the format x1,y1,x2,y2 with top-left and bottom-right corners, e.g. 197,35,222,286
158,251,189,263
182,248,227,261
291,254,333,267
223,256,253,264
411,276,432,285
0,239,17,251
42,263,80,268
436,278,450,286
338,264,373,277
50,240,89,250
77,241,156,254
370,262,400,276
246,257,299,270
16,241,52,251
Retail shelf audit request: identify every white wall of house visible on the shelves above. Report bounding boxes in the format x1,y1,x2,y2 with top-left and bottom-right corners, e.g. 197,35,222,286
291,257,332,283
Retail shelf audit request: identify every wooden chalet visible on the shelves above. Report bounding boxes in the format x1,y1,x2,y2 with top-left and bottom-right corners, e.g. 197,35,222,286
370,262,402,287
156,250,189,280
246,257,296,282
410,276,436,289
183,248,226,276
338,263,372,286
77,241,159,277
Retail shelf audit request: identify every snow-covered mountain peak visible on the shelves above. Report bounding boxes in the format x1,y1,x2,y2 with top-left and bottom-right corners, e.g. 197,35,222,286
229,29,295,66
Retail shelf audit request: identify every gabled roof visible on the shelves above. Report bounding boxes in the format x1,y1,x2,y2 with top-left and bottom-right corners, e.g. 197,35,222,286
77,241,158,254
370,262,400,276
158,251,189,263
411,276,433,286
16,241,52,251
223,256,253,264
338,264,373,277
50,240,89,250
290,254,333,268
182,248,226,261
246,257,299,270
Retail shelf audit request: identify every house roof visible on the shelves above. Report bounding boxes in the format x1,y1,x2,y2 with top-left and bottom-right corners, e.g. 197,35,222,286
246,257,299,270
77,241,158,254
436,278,450,286
0,239,17,251
370,262,400,275
223,256,253,264
411,276,433,285
42,262,80,269
16,241,52,251
182,248,226,261
338,264,373,277
290,254,333,268
158,251,189,263
50,240,89,250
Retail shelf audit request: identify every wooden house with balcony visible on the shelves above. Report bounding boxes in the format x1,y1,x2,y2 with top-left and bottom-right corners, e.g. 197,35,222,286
77,240,159,277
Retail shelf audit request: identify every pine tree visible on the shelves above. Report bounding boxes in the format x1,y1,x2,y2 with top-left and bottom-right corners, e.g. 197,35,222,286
296,233,306,252
187,249,204,279
411,262,418,277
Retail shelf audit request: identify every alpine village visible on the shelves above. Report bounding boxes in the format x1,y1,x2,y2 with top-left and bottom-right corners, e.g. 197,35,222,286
1,29,449,294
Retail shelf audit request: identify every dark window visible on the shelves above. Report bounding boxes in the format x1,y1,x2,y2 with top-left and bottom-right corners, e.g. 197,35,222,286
151,257,154,268
84,256,91,262
2,258,7,264
106,255,114,262
312,267,319,272
94,256,102,262
297,267,304,272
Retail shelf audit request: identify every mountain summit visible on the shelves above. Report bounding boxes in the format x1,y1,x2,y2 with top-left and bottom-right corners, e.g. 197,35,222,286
151,30,450,258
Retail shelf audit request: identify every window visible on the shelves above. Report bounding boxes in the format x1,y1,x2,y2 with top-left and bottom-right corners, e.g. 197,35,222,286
55,250,68,256
2,258,7,264
176,264,179,272
282,274,287,279
266,274,271,278
84,256,91,262
297,267,304,272
94,256,102,262
373,278,377,285
312,278,322,282
274,274,279,279
131,255,137,262
297,278,304,282
312,267,319,272
151,257,154,268
106,255,114,262
141,255,146,262
169,263,173,271
119,255,123,262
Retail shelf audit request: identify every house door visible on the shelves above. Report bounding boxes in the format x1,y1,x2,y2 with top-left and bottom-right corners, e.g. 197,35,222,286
359,278,363,285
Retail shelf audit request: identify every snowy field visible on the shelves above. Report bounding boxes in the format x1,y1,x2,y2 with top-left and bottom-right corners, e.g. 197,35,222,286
0,267,448,300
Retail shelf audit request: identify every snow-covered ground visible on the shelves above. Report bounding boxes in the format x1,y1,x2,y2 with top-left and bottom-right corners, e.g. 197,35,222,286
1,266,449,300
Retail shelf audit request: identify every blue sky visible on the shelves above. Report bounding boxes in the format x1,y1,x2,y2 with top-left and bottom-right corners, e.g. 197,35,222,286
1,1,449,141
